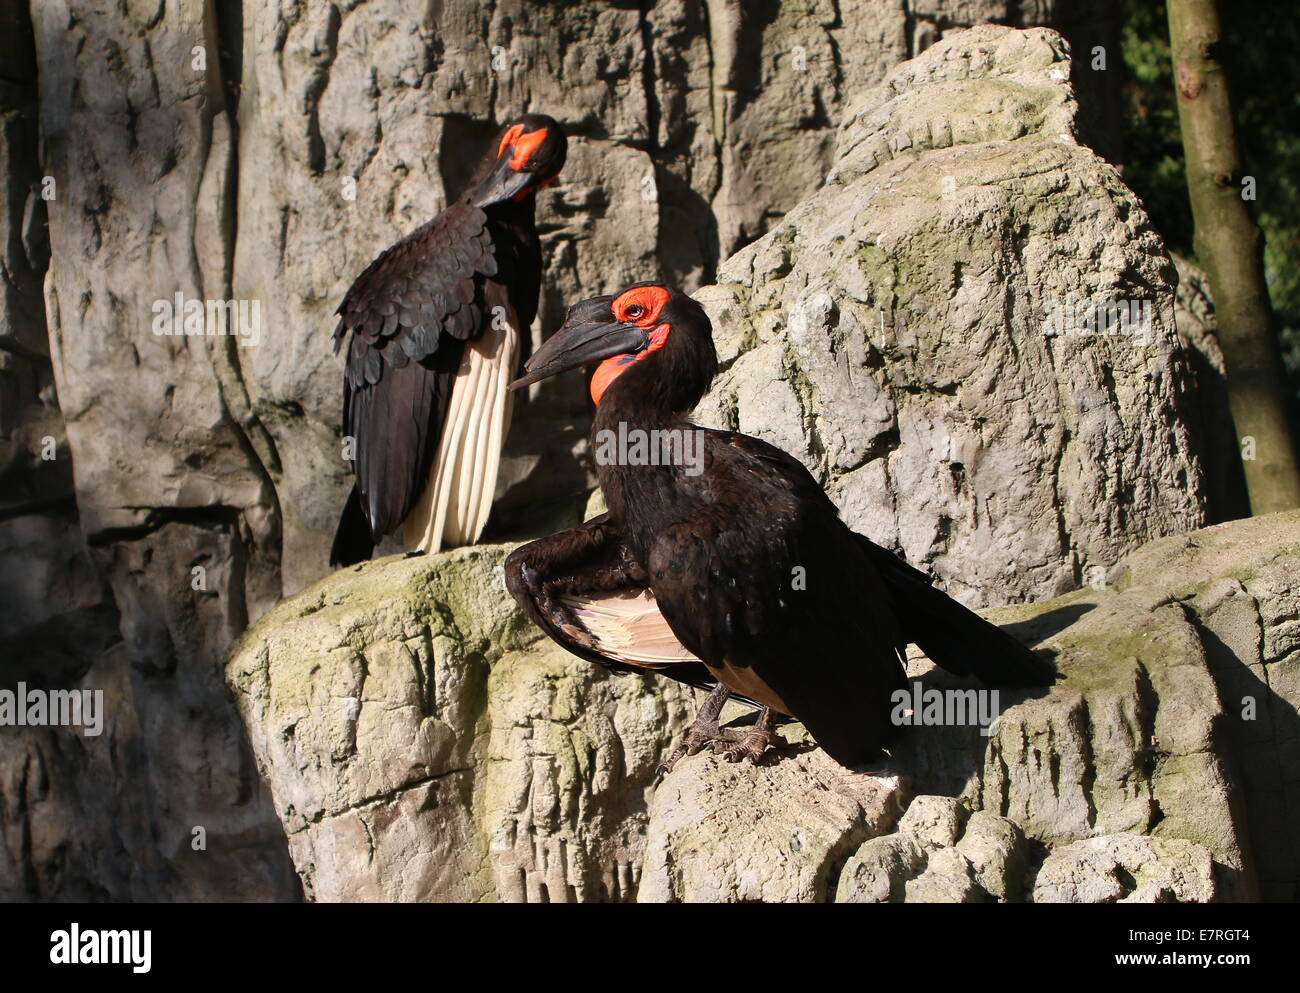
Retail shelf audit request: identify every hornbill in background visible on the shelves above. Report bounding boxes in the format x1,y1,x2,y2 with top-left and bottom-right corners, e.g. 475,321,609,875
504,282,1055,772
330,114,567,567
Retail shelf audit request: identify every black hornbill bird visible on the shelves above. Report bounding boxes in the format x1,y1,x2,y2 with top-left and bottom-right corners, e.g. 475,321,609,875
504,282,1055,772
330,114,567,567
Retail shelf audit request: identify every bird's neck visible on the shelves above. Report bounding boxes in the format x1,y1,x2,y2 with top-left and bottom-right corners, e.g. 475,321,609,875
591,377,683,438
590,387,701,552
482,193,536,225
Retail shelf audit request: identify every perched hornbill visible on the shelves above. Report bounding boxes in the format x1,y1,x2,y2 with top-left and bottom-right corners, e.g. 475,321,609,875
504,282,1055,772
329,114,567,567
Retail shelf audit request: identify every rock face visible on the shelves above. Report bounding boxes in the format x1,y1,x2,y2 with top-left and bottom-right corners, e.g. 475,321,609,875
836,798,1030,903
694,25,1212,608
225,546,699,901
227,510,1300,902
1,1,1134,902
1170,253,1248,521
1032,834,1216,903
638,742,908,903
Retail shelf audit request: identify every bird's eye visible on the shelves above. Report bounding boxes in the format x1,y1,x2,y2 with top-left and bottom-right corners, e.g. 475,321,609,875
626,304,645,319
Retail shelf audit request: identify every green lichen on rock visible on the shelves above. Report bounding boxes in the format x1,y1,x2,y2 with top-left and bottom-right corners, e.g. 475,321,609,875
226,544,700,902
694,25,1210,609
227,510,1300,902
223,25,1298,903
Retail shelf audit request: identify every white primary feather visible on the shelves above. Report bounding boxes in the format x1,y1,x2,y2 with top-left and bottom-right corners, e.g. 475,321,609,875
560,590,702,669
402,316,519,553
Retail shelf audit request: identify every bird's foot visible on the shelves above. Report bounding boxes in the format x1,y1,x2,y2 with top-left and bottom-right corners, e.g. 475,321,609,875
710,724,787,765
656,719,729,777
655,724,786,777
656,683,743,779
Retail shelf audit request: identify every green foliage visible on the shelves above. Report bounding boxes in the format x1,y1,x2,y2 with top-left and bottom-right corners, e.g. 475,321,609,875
1122,0,1300,372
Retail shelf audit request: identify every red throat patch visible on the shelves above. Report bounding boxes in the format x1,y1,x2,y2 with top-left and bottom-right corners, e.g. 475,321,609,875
590,323,670,405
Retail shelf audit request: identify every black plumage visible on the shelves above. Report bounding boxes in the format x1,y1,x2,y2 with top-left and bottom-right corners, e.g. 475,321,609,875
505,283,1054,771
330,114,565,566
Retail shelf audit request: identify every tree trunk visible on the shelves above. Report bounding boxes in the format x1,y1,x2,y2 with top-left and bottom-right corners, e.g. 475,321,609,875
1168,0,1300,514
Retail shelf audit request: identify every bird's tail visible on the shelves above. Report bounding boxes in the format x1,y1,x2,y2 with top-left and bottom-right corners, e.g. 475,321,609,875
860,537,1055,687
330,485,375,567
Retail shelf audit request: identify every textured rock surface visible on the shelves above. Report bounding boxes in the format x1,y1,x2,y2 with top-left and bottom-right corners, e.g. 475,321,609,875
694,25,1212,608
2,1,1131,902
834,796,1008,903
6,0,297,902
228,510,1300,902
1032,834,1216,903
638,737,907,902
225,544,698,901
0,0,150,901
1170,253,1248,521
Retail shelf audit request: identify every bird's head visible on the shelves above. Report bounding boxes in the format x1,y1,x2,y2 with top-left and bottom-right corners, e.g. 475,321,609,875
471,113,567,208
511,282,718,413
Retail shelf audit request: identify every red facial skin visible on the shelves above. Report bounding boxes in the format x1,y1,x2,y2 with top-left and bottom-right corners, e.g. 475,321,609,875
498,124,548,170
590,285,671,405
496,124,552,202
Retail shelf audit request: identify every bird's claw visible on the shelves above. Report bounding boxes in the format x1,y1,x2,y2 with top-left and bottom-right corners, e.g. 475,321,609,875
656,722,785,779
655,721,722,779
711,726,786,764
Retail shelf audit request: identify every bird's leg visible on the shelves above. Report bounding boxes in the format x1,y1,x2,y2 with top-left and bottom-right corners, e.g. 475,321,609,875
711,706,787,765
656,682,733,776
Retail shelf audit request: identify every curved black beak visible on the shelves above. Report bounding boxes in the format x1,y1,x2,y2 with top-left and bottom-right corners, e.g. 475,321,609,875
510,296,648,390
471,156,536,208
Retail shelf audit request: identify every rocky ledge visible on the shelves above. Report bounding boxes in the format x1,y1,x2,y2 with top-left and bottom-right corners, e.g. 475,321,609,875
225,511,1300,902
